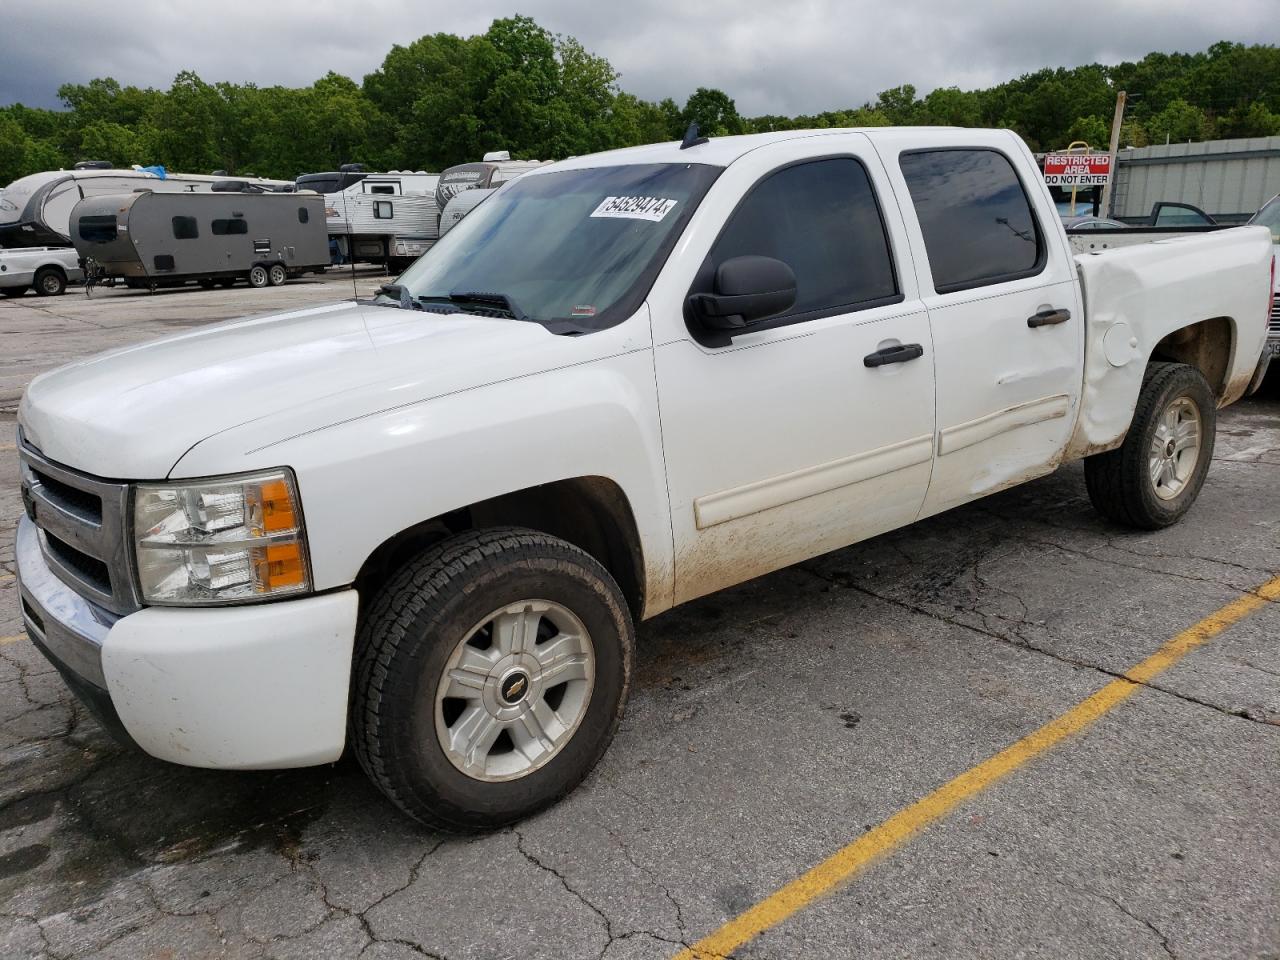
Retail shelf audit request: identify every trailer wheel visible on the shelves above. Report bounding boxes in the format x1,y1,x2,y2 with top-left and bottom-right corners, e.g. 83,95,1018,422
1,286,27,298
267,263,287,286
34,267,66,297
248,265,269,289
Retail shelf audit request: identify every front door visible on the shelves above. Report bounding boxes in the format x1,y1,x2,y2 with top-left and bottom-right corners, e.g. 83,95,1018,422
648,136,937,605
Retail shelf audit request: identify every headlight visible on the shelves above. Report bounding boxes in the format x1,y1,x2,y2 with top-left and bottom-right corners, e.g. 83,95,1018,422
133,469,311,605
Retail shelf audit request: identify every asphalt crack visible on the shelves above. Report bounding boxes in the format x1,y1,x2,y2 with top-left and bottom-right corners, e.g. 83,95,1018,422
798,565,1280,731
1058,880,1177,959
511,827,711,960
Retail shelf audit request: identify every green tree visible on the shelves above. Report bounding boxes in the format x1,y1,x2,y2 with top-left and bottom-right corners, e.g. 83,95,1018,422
1146,99,1214,144
681,88,743,137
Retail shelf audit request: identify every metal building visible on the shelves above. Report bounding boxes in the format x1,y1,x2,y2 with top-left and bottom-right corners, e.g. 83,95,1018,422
1109,136,1280,223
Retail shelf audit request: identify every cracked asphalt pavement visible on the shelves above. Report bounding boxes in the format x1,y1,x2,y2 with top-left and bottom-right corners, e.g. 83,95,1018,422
2,276,1278,959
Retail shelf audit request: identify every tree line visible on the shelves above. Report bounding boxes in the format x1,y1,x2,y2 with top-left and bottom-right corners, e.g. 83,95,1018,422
2,17,1278,187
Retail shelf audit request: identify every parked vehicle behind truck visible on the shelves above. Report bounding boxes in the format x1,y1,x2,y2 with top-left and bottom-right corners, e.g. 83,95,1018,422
0,166,292,248
70,189,329,291
1250,193,1280,359
0,247,82,297
15,128,1274,831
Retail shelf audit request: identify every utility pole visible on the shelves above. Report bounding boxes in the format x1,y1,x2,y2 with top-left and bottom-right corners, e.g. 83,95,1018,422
1100,90,1127,217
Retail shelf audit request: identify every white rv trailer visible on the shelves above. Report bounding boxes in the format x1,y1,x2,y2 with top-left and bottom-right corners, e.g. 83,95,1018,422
314,171,441,269
0,166,292,248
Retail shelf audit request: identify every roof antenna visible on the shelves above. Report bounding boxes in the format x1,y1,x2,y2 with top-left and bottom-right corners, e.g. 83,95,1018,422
680,122,709,150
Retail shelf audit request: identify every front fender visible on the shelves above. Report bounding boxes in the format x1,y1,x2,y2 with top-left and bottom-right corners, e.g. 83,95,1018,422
172,345,674,616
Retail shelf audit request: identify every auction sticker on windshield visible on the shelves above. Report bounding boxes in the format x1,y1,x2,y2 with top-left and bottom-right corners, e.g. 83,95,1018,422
590,196,678,221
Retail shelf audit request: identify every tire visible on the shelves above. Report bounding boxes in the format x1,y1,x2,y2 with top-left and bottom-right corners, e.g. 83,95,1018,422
1,286,27,298
1084,362,1216,529
267,263,287,286
34,267,66,297
351,527,634,831
247,265,269,288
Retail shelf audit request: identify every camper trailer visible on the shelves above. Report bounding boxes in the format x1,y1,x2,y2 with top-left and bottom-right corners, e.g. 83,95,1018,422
0,166,292,249
70,189,328,291
311,171,441,269
433,153,546,217
295,163,369,197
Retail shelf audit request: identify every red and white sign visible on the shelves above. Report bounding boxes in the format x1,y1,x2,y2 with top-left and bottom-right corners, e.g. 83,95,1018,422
1043,153,1112,187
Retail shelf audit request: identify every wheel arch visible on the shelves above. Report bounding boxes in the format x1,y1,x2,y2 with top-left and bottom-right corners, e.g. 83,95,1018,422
1149,316,1237,402
353,476,647,620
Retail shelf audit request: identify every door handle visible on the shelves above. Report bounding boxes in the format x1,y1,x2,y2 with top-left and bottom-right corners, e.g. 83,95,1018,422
863,343,924,367
1027,308,1071,328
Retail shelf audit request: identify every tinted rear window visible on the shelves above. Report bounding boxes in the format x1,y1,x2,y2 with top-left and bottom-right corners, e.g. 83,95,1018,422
78,215,117,243
212,218,248,235
899,149,1043,293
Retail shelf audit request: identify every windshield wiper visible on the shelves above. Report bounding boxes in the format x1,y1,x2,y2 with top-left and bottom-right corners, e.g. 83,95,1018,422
449,290,530,322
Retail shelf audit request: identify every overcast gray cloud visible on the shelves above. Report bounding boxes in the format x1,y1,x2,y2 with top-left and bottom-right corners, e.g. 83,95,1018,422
1,0,1277,116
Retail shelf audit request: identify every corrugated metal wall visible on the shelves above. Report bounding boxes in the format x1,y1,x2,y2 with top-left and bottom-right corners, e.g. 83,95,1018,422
1110,136,1280,222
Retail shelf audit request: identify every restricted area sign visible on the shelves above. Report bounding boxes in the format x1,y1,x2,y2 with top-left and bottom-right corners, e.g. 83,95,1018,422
1043,153,1112,187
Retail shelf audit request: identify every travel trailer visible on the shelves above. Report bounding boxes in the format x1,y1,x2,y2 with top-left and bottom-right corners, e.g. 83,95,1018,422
70,189,328,291
433,153,547,215
311,171,442,269
0,166,292,248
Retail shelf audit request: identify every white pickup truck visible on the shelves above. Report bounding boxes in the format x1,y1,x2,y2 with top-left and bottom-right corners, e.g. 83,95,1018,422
15,128,1274,830
0,246,82,297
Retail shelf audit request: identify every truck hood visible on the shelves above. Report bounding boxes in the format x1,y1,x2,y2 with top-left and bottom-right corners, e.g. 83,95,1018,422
20,300,632,478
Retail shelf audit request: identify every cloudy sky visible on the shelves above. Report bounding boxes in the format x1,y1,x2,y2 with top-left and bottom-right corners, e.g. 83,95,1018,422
2,0,1277,116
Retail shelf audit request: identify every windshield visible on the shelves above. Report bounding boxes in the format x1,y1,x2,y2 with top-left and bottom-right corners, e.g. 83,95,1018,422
1252,196,1280,243
394,162,721,331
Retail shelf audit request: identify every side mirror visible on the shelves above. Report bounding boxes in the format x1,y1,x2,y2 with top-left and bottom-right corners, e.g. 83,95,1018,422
688,255,797,331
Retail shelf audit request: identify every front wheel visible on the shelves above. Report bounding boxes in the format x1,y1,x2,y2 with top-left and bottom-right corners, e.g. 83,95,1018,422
1084,362,1216,529
267,263,287,286
351,528,634,831
247,265,269,288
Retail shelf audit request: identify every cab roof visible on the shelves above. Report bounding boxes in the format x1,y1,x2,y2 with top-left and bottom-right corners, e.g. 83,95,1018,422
545,127,967,172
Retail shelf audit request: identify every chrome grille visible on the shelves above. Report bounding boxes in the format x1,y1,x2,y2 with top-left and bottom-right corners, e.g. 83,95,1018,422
18,434,141,615
1270,294,1280,337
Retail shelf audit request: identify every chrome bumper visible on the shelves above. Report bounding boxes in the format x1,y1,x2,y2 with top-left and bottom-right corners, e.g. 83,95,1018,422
15,513,118,688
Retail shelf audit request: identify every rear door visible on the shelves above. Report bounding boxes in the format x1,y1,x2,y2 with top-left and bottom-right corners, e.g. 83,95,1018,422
874,132,1083,516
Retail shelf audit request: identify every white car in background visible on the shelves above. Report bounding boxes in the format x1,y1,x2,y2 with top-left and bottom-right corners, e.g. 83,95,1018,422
0,246,82,297
1250,194,1280,357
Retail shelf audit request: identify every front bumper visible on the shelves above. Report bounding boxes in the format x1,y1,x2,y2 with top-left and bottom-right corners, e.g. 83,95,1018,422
16,514,359,769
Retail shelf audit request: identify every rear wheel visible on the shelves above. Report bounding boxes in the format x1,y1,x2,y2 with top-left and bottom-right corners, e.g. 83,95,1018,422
247,265,269,288
1084,362,1215,529
1,286,27,298
267,263,287,286
34,267,66,297
351,527,634,831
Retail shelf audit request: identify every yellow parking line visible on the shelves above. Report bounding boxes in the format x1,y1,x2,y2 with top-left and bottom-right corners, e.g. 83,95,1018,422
674,576,1280,960
0,443,15,452
0,633,25,646
0,573,14,585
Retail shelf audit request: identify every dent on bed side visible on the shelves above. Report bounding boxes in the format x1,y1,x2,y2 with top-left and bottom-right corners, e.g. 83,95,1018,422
1063,229,1269,461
